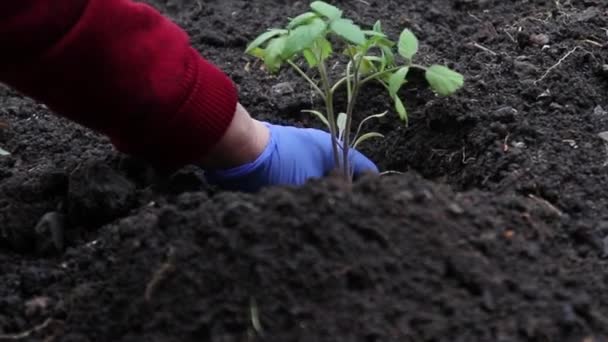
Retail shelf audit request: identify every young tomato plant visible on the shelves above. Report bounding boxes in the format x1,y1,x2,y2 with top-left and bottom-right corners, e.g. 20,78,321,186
246,1,464,180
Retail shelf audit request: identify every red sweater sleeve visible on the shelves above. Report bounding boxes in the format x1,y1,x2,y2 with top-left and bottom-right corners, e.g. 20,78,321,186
0,0,238,168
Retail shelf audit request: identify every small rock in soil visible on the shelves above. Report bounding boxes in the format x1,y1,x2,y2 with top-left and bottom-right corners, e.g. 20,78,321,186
447,203,465,215
594,106,607,116
511,141,526,149
24,296,52,317
67,163,135,226
271,82,295,96
35,211,65,254
529,33,550,46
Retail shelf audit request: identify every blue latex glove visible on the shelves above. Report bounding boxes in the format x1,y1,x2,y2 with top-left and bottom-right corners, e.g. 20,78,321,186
205,123,378,192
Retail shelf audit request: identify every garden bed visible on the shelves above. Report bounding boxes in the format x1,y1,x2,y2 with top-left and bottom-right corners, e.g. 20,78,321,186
1,0,608,341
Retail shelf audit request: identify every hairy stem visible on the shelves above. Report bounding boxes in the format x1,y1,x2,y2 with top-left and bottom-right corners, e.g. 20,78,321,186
342,54,365,181
317,58,341,170
360,63,427,85
346,61,353,103
360,66,401,85
330,75,353,94
286,60,325,99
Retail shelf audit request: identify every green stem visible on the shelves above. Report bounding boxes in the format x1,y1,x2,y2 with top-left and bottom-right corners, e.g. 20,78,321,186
342,54,364,181
346,61,353,103
410,63,428,71
330,75,352,94
360,66,400,85
317,59,341,170
286,60,325,99
360,64,427,85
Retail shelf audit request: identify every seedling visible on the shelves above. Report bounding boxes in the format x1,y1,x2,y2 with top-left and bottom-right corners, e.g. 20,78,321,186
246,1,464,180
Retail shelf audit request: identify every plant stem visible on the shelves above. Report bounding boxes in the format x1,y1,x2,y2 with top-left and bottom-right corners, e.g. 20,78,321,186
342,54,364,181
360,66,401,85
317,58,341,170
410,63,428,71
330,75,353,94
286,60,325,99
345,61,353,103
360,64,427,85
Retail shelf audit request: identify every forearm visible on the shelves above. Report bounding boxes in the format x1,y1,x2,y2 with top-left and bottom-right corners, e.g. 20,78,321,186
0,0,239,168
199,103,269,170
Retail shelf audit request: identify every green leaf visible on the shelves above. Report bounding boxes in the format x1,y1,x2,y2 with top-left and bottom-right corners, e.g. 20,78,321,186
248,47,266,59
425,65,464,96
381,46,395,67
301,38,332,68
302,49,318,67
246,29,287,54
360,111,387,126
343,45,358,58
330,18,365,45
398,29,418,60
394,95,408,122
359,56,378,75
361,55,383,74
364,56,383,63
363,35,394,51
310,1,342,20
353,132,384,149
264,36,288,72
353,111,387,142
388,67,409,98
373,20,382,33
287,12,318,29
363,30,387,38
375,37,396,48
318,38,333,60
379,52,387,71
283,19,327,58
302,110,330,129
0,147,9,156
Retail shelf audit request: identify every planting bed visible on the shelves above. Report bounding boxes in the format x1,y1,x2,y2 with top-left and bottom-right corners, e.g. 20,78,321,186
1,0,608,341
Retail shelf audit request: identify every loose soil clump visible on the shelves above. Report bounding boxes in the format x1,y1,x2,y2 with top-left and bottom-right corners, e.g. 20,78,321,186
1,0,608,341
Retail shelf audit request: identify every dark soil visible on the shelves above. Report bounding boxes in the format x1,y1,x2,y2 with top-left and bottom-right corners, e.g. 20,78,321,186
1,0,608,341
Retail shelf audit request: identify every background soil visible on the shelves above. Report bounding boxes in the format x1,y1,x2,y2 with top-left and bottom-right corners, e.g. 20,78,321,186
1,0,608,341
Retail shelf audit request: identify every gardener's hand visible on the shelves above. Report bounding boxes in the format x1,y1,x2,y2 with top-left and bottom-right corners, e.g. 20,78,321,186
201,104,378,192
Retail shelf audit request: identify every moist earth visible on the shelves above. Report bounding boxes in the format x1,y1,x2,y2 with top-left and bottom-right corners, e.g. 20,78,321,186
1,0,608,341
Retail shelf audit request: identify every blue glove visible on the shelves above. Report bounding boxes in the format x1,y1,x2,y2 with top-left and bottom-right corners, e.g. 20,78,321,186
205,123,378,192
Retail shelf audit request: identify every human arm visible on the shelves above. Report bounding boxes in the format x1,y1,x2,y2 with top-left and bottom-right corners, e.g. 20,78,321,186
0,0,377,191
0,0,239,168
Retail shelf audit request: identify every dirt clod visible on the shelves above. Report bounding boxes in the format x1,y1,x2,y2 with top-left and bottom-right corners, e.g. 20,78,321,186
67,162,135,226
1,0,608,341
